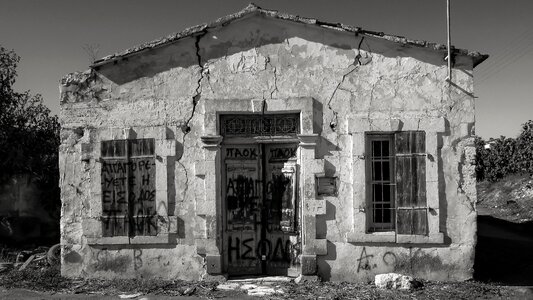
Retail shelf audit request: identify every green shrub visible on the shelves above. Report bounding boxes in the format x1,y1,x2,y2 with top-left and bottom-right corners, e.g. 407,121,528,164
475,120,533,182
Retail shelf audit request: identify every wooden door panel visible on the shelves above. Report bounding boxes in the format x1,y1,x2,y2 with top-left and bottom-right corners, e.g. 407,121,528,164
224,146,262,275
264,144,300,275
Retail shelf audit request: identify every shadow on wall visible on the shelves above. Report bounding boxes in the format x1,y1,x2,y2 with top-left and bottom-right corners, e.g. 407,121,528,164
95,16,458,86
474,215,533,286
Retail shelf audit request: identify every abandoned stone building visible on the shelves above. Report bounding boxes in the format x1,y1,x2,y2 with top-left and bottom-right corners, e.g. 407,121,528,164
59,4,487,282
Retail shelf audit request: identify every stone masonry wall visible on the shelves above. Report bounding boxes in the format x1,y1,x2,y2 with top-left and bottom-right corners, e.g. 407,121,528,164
59,15,477,281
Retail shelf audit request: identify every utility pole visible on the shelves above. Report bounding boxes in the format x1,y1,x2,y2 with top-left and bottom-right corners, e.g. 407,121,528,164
446,0,452,81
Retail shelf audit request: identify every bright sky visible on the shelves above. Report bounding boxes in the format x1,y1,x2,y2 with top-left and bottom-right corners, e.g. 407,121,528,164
1,0,532,139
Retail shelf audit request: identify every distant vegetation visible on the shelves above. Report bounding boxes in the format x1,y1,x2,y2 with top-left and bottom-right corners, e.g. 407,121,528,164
475,120,533,182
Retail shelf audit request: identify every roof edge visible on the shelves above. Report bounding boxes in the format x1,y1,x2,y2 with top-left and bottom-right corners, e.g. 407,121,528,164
90,3,488,68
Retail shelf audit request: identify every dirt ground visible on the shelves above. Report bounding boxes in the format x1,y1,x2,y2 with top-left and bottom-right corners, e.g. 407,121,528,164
0,263,532,300
477,174,533,223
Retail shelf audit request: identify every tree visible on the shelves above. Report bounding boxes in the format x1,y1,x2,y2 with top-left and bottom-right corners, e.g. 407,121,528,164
475,120,533,182
0,46,60,220
514,120,533,175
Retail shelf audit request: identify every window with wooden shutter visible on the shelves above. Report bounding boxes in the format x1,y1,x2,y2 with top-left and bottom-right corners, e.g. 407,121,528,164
366,131,428,236
394,131,427,235
100,139,157,237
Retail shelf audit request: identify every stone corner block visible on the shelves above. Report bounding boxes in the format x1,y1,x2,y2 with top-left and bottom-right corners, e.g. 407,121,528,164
80,143,93,161
348,117,369,133
158,139,176,157
197,200,215,216
251,99,264,112
304,239,327,256
206,254,222,274
300,255,317,275
421,117,446,132
81,218,101,238
195,161,206,177
304,199,326,215
309,159,325,174
196,238,218,255
168,216,178,233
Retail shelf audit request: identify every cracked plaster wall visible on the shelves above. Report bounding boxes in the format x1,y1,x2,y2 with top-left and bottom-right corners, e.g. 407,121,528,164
59,15,477,281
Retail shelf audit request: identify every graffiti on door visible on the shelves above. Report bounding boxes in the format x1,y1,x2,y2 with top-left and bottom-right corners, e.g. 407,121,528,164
224,145,299,274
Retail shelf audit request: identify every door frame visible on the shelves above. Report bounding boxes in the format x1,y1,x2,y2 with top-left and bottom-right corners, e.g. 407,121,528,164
197,97,325,277
221,141,300,276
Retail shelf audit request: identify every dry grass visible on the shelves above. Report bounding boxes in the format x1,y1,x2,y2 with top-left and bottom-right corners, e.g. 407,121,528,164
0,265,528,299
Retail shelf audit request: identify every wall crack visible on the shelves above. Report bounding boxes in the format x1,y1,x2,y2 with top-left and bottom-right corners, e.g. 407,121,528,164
328,36,368,131
177,30,208,202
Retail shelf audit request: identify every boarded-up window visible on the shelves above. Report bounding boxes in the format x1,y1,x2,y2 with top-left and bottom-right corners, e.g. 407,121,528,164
366,131,427,235
101,139,157,237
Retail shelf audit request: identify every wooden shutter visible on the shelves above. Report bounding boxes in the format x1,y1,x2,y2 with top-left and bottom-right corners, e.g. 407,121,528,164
101,140,129,237
129,139,157,236
395,131,428,235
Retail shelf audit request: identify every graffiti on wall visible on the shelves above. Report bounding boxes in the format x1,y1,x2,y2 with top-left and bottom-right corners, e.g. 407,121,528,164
101,158,157,236
355,247,399,273
354,247,446,274
92,248,144,272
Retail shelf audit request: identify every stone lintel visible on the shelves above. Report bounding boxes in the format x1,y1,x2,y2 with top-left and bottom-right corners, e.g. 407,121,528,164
86,236,130,245
349,117,446,133
346,232,444,244
129,234,170,244
346,232,396,243
396,233,444,244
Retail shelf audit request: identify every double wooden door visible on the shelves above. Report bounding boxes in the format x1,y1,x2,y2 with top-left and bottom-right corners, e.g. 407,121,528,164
223,143,299,276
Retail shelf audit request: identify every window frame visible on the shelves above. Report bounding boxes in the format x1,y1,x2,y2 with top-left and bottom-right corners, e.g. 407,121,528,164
365,133,396,232
364,131,433,238
347,118,445,244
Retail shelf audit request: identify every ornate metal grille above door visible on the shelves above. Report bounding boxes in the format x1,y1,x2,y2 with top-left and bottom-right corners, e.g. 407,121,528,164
220,114,300,137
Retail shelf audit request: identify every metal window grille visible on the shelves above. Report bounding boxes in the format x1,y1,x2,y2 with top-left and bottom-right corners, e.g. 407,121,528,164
368,136,396,232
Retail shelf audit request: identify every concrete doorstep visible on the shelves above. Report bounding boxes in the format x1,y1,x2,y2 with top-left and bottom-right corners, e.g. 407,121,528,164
217,276,291,296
